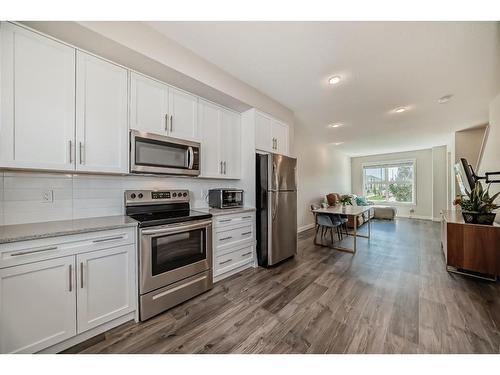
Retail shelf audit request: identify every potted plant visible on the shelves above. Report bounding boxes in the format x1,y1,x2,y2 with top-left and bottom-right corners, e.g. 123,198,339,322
339,194,353,207
453,181,499,225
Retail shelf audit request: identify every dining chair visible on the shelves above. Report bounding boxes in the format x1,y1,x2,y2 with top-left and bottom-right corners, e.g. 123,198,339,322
310,204,343,244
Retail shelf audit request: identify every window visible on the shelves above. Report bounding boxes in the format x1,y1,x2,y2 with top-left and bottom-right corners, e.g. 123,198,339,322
363,160,415,204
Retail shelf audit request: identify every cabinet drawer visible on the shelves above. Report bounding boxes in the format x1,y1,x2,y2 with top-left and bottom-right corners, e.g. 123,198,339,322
0,227,136,268
215,212,254,227
215,223,253,250
214,244,254,273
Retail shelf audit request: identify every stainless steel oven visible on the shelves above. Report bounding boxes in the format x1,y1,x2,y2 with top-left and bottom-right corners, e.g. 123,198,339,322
130,130,200,176
140,219,212,294
126,189,213,321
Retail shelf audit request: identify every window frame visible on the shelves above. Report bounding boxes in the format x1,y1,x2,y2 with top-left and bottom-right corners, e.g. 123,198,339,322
361,159,417,205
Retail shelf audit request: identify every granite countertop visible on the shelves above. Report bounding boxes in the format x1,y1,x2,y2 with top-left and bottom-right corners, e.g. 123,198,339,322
0,216,138,244
194,206,256,216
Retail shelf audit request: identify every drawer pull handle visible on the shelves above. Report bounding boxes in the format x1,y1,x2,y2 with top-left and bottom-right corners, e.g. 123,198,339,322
219,219,232,223
241,252,252,257
10,246,58,257
220,236,233,241
93,236,124,243
219,259,233,265
241,231,252,236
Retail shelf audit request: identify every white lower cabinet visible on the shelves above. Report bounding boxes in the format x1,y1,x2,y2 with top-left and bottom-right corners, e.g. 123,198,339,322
0,256,76,354
0,227,137,353
212,211,256,282
76,245,136,333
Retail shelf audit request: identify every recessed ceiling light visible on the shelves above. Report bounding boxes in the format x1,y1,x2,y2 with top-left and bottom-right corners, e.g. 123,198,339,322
327,123,343,128
328,75,341,85
438,94,453,104
332,142,344,146
394,107,407,113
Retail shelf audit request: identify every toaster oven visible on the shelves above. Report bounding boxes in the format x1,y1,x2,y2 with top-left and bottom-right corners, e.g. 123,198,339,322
208,189,244,209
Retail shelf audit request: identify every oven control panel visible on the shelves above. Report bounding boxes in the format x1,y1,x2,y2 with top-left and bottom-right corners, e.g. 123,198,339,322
125,190,189,205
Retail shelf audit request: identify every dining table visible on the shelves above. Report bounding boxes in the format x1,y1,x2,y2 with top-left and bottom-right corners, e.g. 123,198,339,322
311,205,372,254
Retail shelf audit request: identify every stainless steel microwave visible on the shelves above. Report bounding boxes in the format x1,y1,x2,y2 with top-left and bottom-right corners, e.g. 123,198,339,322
130,130,200,176
208,189,244,209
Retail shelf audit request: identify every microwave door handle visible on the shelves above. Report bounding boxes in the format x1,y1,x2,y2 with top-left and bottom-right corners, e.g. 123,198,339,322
187,146,194,169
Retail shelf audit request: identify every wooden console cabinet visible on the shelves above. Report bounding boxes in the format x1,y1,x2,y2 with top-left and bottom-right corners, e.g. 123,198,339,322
441,210,500,280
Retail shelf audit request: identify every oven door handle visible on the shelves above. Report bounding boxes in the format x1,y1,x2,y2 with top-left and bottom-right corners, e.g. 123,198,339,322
141,219,212,236
187,146,194,169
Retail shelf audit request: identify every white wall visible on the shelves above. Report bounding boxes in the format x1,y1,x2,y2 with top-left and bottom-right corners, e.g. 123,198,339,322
478,91,500,223
295,126,351,231
351,149,435,219
432,145,448,220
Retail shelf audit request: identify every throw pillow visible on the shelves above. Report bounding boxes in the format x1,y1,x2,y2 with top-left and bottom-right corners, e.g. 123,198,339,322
326,193,341,206
356,196,369,206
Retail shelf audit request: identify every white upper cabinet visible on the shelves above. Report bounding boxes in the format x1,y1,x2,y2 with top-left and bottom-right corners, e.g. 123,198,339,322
76,245,136,334
130,72,199,141
221,109,241,179
199,100,222,178
0,22,76,171
168,87,199,141
75,51,129,174
130,72,169,135
254,110,290,155
199,100,241,179
272,119,289,155
0,256,76,354
255,111,273,152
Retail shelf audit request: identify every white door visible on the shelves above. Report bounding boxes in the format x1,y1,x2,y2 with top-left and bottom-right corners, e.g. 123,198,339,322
76,245,135,333
76,51,128,174
272,120,289,155
0,256,76,353
130,72,169,135
199,100,222,178
220,109,241,179
0,22,75,171
255,111,273,152
168,87,199,141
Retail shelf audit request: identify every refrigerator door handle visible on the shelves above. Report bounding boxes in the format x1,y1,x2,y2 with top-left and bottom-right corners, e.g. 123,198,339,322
272,191,279,221
273,162,279,191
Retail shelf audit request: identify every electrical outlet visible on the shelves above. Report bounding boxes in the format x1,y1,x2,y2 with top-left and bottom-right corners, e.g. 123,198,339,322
42,190,54,203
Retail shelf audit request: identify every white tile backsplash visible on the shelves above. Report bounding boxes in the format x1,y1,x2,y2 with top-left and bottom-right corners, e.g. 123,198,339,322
0,171,245,225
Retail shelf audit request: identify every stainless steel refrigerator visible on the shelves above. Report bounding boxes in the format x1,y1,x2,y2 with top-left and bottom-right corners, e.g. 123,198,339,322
256,153,297,266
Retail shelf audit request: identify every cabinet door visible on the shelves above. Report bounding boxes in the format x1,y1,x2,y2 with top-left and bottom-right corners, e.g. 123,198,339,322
255,111,273,152
0,256,76,353
221,109,241,179
272,120,289,155
0,22,75,171
168,87,199,141
130,72,169,135
199,100,222,178
76,245,135,333
76,51,128,173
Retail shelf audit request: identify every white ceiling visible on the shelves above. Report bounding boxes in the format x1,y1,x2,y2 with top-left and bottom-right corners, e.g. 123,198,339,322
147,21,500,156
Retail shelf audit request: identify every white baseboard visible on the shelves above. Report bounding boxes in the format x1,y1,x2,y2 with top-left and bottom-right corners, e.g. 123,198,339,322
396,214,433,221
298,223,315,233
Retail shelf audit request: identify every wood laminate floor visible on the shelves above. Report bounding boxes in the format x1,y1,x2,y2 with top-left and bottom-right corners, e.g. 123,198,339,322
69,218,500,354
